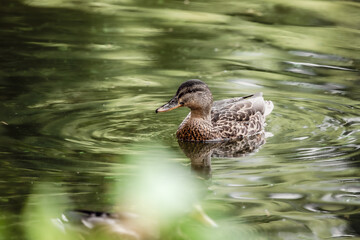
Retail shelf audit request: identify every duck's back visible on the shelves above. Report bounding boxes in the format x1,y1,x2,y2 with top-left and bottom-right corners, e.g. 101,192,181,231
211,93,273,139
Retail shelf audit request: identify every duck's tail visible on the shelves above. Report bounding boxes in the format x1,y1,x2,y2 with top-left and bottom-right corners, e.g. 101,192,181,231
264,100,274,117
247,93,273,117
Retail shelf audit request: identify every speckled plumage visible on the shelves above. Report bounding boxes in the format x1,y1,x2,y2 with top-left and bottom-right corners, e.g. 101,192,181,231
156,79,273,142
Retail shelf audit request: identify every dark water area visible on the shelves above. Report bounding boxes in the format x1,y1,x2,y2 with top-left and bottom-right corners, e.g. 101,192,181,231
0,0,359,239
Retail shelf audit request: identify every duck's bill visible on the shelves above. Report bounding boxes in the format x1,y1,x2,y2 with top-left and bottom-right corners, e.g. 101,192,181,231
155,98,182,113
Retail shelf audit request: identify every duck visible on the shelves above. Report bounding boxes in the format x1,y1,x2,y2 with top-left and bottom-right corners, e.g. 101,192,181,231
156,79,273,142
55,205,217,240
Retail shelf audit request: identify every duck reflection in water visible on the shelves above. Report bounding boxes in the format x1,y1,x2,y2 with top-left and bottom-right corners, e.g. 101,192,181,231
178,132,266,178
156,79,273,176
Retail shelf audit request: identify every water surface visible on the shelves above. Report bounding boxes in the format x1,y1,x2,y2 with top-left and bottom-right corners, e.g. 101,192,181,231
0,0,359,239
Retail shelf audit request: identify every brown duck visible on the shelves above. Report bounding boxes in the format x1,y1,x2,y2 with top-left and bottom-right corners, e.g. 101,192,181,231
156,79,273,142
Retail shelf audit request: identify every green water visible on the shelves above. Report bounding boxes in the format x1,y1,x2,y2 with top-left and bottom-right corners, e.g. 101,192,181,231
0,0,359,239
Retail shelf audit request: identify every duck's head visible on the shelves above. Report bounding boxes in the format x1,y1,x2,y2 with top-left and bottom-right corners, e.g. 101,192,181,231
156,79,213,119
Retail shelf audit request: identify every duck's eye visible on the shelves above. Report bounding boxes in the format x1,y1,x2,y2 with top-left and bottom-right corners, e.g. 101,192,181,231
179,101,184,105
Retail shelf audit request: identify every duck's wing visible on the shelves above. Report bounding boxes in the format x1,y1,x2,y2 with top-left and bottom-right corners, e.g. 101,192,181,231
212,92,262,111
211,93,272,137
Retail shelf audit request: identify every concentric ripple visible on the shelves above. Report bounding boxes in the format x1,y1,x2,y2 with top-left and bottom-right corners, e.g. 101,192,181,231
266,95,360,161
27,88,179,154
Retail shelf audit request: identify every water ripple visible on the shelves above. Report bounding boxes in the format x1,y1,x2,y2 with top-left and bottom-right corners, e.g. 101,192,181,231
266,96,359,161
303,203,356,214
27,90,177,153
